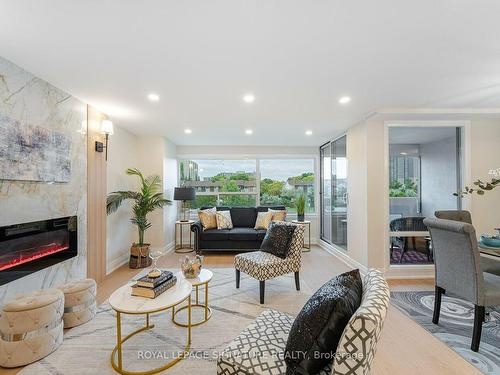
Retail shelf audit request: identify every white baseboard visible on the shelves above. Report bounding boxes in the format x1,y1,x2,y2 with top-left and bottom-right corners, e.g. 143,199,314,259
318,240,369,275
165,241,175,253
106,241,176,275
106,253,129,275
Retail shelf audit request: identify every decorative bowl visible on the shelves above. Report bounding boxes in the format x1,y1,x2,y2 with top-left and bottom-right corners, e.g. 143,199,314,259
180,255,204,278
480,235,500,248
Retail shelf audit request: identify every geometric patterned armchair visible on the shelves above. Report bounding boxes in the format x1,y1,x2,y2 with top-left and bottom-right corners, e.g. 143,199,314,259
234,221,305,304
217,269,390,375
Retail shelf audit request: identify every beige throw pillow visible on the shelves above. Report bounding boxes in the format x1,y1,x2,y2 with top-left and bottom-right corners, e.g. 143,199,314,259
269,209,287,221
198,207,217,230
254,211,273,230
216,210,233,229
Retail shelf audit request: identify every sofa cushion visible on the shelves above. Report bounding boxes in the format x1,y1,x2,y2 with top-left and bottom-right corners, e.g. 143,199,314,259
200,229,230,241
230,207,258,227
260,222,296,259
285,269,363,375
198,207,217,230
254,211,273,230
216,210,233,229
229,228,259,241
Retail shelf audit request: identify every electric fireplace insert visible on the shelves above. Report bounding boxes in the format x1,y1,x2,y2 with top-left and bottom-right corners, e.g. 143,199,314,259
0,216,77,286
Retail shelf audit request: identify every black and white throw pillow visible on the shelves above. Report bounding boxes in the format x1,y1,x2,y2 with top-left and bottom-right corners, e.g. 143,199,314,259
260,221,296,259
285,269,363,375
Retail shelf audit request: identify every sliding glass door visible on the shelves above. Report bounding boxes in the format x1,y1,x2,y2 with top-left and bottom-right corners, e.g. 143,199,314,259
320,144,332,242
320,136,348,250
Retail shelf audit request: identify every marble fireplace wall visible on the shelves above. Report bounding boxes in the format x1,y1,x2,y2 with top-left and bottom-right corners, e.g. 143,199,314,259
0,56,87,305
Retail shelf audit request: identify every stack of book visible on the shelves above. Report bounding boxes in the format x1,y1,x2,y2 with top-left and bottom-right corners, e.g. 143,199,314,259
131,270,177,299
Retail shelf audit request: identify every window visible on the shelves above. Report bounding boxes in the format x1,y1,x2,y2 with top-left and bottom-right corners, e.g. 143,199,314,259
179,159,257,208
179,158,316,212
259,159,315,213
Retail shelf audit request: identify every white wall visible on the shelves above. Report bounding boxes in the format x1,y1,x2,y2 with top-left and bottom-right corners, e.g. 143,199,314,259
469,119,500,236
106,132,178,273
345,122,369,267
420,136,458,217
163,138,178,249
106,125,139,273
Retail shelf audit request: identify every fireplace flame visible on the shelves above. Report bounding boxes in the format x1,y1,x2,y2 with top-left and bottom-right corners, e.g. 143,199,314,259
0,244,69,271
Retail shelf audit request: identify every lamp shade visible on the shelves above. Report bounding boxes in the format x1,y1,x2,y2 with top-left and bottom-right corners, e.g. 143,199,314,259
174,187,196,201
100,119,114,135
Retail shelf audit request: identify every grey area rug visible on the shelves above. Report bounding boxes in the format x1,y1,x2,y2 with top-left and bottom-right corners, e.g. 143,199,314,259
20,268,312,375
391,291,500,374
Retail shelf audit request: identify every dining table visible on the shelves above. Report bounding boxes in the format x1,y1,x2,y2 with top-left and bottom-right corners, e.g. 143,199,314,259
478,239,500,277
478,242,500,258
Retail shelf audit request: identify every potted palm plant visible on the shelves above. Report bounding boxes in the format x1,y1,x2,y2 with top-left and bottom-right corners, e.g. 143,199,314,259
295,193,306,222
106,168,171,269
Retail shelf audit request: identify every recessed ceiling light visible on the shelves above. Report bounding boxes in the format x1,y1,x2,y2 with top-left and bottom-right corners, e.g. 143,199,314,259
245,129,253,135
243,93,255,103
305,130,313,136
400,152,408,155
338,96,351,104
147,93,160,102
184,129,192,134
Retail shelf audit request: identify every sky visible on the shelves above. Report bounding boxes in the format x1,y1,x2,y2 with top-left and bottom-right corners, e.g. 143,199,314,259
191,159,315,181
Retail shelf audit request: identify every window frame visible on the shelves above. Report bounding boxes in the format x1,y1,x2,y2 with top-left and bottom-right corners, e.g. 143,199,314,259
177,154,319,214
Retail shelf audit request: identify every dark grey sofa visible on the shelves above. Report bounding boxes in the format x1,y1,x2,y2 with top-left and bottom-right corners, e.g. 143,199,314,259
191,206,286,253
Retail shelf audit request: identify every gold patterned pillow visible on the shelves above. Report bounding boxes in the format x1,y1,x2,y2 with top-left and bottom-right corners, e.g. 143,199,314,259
269,209,287,221
254,211,273,230
216,210,233,229
198,207,217,230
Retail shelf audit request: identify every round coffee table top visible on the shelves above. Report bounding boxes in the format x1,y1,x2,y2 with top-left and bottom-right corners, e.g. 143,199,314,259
177,269,213,287
291,220,311,224
109,276,192,314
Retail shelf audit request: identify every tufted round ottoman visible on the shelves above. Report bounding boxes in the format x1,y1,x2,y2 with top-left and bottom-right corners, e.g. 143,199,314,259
0,289,64,368
59,278,96,328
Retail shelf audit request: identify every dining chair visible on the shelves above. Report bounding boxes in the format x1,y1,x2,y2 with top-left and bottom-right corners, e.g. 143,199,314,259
423,217,500,352
435,210,500,277
435,210,472,224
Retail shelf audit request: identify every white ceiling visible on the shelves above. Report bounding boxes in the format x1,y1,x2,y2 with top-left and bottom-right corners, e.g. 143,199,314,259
1,1,500,146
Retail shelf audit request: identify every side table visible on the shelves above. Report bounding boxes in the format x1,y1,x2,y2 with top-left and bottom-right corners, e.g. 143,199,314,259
172,269,213,327
175,220,195,254
291,220,311,252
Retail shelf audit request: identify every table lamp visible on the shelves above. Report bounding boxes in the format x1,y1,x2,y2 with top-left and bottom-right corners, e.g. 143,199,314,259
174,187,196,222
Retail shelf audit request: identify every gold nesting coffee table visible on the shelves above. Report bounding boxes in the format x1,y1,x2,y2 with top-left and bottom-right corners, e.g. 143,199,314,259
108,277,192,375
172,269,213,327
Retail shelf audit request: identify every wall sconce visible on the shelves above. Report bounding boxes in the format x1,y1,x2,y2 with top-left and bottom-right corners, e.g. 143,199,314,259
95,119,114,161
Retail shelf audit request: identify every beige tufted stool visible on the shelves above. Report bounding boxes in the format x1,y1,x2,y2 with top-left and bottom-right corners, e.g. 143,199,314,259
0,289,64,368
59,278,96,328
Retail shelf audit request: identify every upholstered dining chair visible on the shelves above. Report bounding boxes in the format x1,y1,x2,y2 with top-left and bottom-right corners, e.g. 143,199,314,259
435,210,500,277
423,217,500,352
234,221,304,304
435,210,472,224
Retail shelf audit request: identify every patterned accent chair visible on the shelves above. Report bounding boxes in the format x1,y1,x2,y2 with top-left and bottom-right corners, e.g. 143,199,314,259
217,269,390,375
234,221,304,304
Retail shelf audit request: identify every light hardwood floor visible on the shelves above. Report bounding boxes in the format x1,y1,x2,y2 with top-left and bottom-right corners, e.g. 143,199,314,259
4,246,479,375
